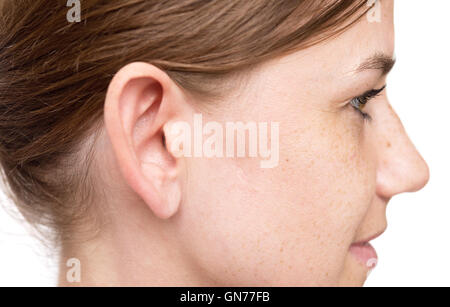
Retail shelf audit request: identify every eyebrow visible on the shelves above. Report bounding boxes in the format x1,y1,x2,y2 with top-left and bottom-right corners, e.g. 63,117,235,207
356,53,396,76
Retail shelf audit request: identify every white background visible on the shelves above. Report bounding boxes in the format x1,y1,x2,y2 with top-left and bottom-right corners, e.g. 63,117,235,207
1,0,449,286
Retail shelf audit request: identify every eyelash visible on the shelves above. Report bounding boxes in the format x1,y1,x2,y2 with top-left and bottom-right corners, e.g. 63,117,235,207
350,85,386,122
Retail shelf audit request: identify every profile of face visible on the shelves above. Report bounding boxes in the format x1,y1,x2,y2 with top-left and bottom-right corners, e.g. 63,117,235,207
96,0,429,286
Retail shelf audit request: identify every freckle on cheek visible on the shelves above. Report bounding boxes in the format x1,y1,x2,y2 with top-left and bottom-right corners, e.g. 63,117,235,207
386,141,391,148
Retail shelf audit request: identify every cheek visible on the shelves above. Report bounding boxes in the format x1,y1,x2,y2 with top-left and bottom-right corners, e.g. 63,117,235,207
243,111,377,284
175,105,376,285
289,111,375,235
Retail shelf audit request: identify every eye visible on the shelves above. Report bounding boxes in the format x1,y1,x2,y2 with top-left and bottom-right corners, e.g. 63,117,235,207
350,96,372,121
350,85,386,121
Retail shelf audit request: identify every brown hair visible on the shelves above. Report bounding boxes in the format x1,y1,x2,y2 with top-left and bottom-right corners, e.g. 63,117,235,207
0,0,371,243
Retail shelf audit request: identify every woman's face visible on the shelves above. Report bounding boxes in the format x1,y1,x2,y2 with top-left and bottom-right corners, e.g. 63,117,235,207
173,1,429,286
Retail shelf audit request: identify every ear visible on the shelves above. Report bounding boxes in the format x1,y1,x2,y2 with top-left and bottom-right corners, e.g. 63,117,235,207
103,62,184,219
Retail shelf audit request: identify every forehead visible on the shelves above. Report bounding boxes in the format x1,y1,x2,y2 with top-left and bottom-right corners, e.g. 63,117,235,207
249,1,395,94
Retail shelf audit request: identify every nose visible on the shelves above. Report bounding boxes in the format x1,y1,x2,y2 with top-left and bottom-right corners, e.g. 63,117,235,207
375,103,430,199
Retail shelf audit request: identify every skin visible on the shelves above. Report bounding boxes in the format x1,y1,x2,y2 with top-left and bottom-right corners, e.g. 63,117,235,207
59,0,429,286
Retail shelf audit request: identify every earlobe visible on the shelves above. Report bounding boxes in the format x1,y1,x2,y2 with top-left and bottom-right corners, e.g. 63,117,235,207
139,160,181,219
103,62,182,219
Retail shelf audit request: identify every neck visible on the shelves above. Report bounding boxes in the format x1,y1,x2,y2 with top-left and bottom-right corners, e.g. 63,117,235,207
57,215,215,286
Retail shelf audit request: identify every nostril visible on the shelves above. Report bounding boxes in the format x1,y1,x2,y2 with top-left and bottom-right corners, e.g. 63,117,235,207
375,153,431,197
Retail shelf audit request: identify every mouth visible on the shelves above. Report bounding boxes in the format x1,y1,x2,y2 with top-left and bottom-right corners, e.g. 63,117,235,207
349,229,385,270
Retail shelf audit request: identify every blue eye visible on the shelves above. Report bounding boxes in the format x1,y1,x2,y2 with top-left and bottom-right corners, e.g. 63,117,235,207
350,85,386,121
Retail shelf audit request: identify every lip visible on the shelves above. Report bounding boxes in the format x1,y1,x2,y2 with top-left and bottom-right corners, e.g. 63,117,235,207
349,229,385,269
349,242,378,269
352,229,385,245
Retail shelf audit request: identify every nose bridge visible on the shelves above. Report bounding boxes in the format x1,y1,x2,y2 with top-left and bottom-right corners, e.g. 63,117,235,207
375,103,430,198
